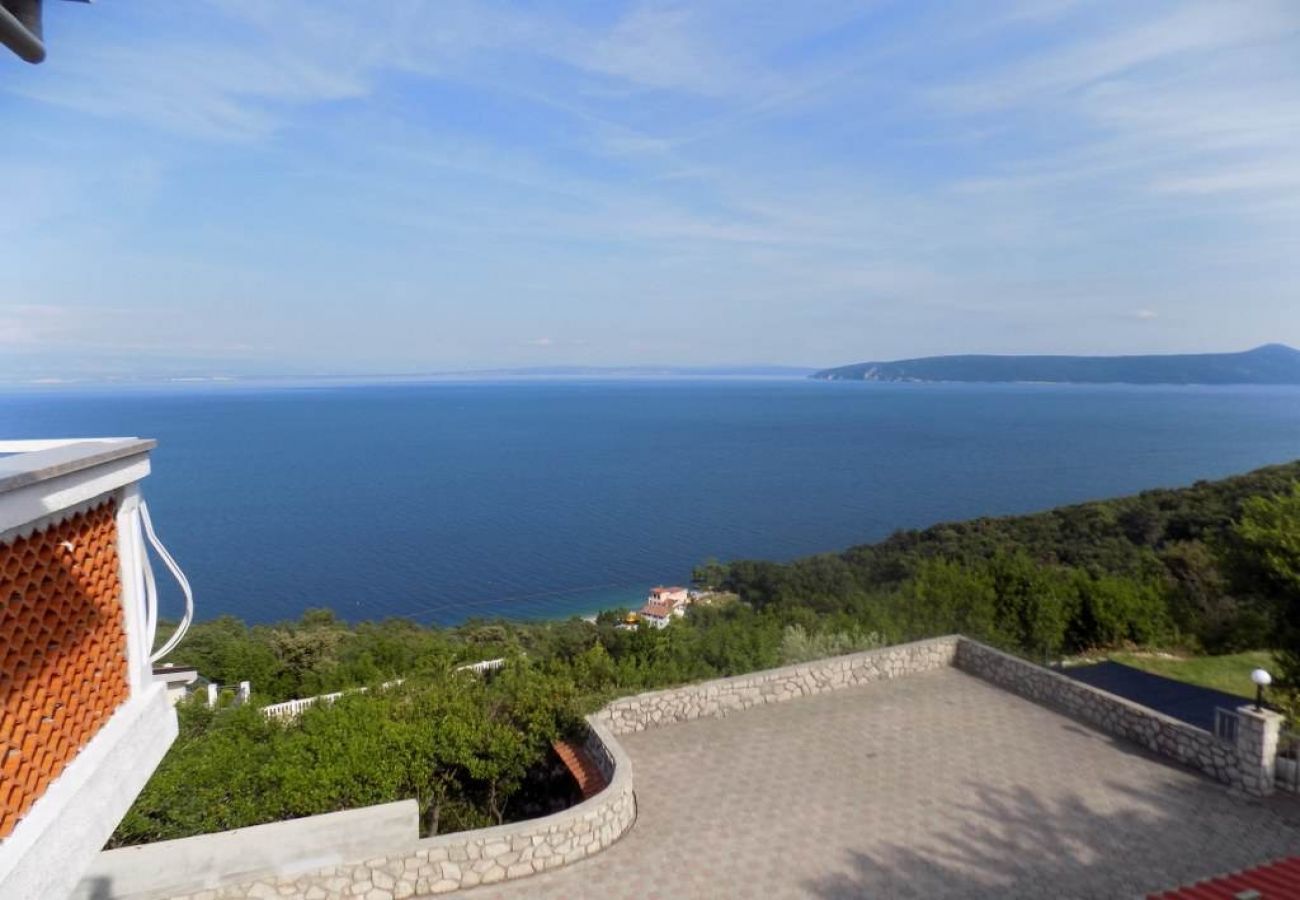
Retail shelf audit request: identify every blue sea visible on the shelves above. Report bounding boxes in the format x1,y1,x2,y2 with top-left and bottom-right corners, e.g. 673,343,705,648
3,379,1298,625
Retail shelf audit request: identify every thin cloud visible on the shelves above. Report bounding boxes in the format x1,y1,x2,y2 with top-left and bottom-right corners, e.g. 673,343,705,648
932,2,1299,112
1,0,1297,375
1152,162,1300,196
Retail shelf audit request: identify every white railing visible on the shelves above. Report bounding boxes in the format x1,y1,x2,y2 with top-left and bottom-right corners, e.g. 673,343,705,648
455,657,506,675
1214,706,1240,743
260,658,508,720
261,690,350,720
261,680,403,720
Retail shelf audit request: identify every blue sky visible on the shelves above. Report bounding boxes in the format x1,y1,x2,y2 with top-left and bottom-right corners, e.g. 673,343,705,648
1,0,1298,379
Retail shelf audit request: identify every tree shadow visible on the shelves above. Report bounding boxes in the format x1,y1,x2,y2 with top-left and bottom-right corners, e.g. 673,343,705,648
805,778,1300,899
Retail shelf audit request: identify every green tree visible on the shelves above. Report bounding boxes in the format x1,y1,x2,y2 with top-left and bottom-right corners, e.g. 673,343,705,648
1232,483,1300,685
988,553,1073,661
899,557,1001,644
1066,572,1170,650
691,557,728,590
112,662,580,846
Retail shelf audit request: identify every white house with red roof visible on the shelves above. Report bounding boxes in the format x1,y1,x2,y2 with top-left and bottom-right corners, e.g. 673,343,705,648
648,585,689,606
638,586,691,629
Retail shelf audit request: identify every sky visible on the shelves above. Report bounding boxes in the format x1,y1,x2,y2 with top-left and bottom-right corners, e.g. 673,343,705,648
1,0,1298,380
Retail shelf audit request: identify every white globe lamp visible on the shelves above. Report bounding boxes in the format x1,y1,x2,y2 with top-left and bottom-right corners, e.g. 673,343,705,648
1251,668,1272,711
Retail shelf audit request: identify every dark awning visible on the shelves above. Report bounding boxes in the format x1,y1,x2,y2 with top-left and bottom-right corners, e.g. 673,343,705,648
1,0,91,64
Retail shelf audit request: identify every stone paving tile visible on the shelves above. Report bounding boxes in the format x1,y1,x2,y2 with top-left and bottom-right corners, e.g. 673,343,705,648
459,668,1300,899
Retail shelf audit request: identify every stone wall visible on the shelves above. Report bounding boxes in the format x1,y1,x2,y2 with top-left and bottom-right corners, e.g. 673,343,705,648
598,635,959,734
75,801,420,900
1233,705,1285,796
86,718,635,899
954,638,1243,788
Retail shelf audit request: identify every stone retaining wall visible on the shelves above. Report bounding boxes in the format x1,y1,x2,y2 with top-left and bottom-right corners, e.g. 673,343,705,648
598,635,959,734
99,718,634,899
74,801,420,900
953,638,1241,787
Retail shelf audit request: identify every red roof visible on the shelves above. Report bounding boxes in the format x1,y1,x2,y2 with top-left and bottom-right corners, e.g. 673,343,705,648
1149,856,1300,899
639,601,672,619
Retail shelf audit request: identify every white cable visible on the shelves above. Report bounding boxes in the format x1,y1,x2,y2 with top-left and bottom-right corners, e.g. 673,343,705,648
142,520,158,654
141,499,194,663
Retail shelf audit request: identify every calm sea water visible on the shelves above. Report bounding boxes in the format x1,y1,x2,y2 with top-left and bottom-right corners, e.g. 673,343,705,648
3,379,1298,625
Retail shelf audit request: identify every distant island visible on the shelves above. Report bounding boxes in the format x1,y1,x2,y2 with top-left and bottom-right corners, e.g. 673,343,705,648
445,364,818,380
812,344,1300,385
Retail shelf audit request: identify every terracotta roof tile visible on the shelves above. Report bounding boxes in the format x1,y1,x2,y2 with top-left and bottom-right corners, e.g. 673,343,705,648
1150,856,1300,899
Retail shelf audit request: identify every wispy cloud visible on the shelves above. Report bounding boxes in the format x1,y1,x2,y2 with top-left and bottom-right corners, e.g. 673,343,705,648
11,21,368,140
1151,161,1300,196
0,305,65,345
933,2,1298,112
576,6,752,96
1,0,1297,375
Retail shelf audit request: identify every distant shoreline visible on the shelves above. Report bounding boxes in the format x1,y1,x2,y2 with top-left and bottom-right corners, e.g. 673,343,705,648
813,344,1300,386
0,366,818,392
8,374,1300,396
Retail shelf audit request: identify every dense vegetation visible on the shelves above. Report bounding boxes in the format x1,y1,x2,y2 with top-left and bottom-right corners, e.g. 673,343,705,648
121,460,1300,846
712,459,1300,658
122,607,865,846
114,663,580,846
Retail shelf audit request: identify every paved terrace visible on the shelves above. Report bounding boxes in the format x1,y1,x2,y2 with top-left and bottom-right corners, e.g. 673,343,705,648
467,668,1300,900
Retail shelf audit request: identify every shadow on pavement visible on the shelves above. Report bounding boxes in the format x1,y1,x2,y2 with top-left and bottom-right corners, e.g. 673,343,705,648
806,779,1300,900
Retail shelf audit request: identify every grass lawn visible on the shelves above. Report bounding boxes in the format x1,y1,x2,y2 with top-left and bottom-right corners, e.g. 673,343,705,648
1105,650,1277,699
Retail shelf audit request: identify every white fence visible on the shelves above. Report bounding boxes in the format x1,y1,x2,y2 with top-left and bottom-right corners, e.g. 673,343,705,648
455,657,506,675
260,689,351,720
259,659,507,720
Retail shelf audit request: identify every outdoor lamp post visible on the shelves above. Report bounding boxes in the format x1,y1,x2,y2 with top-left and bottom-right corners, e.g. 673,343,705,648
1251,667,1272,712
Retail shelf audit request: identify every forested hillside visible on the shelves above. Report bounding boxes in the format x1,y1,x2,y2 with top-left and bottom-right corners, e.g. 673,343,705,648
712,458,1300,657
812,343,1300,384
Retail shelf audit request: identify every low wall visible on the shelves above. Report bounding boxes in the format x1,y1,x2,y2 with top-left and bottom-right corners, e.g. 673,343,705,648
953,638,1239,786
77,718,635,899
74,801,419,900
598,635,960,734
